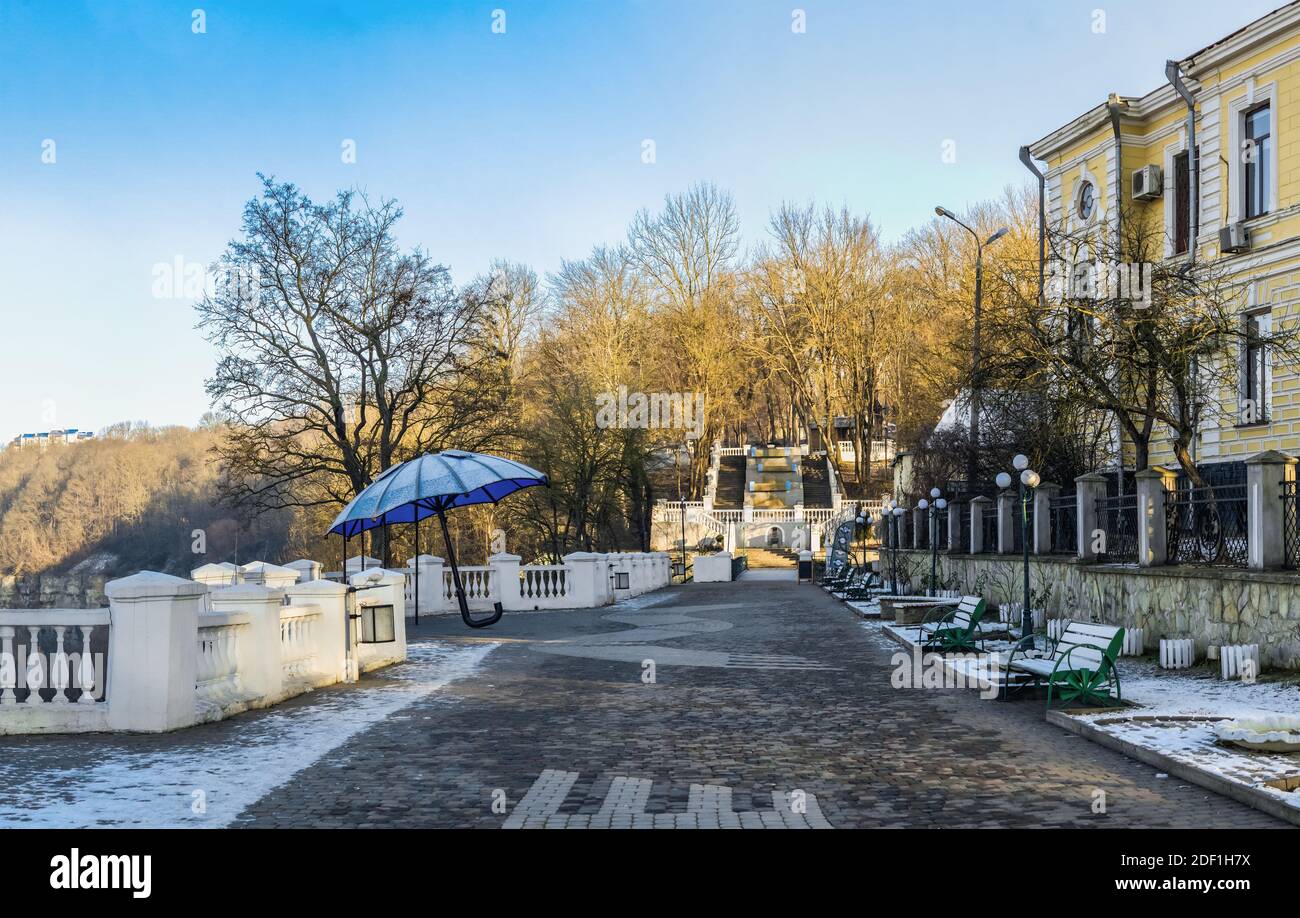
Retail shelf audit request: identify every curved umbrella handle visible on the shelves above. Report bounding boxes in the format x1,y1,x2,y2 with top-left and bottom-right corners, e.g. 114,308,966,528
460,594,503,629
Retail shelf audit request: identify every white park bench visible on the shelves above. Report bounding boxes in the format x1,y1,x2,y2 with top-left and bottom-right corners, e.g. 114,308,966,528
1006,620,1126,708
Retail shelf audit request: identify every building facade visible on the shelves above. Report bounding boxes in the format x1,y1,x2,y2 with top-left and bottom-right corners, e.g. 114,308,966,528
1029,2,1300,472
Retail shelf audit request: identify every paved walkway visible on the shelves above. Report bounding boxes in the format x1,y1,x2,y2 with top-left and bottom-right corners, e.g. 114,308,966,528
1,580,1289,828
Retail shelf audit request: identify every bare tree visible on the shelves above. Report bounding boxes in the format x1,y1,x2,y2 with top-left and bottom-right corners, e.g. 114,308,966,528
197,178,507,532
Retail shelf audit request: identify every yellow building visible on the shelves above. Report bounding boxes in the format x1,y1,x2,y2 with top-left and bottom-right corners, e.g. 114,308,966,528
1029,1,1300,473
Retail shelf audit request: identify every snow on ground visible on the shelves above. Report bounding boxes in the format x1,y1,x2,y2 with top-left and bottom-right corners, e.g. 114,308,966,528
859,611,1300,816
0,641,496,829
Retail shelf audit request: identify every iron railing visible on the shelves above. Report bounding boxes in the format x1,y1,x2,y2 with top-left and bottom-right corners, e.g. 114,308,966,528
1049,493,1077,555
916,512,930,550
1285,480,1299,569
1011,499,1035,553
959,507,972,553
1166,483,1248,568
980,510,999,554
1095,494,1138,562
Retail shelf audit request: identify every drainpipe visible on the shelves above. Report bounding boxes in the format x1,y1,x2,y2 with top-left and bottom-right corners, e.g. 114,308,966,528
1019,145,1046,308
1106,94,1126,257
1166,60,1198,264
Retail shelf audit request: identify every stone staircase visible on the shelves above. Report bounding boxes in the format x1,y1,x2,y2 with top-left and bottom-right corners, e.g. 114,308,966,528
801,461,833,509
713,455,746,510
743,547,798,569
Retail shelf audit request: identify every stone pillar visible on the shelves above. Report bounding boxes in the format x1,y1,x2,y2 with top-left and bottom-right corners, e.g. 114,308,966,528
562,552,603,607
285,578,349,685
970,496,992,553
191,562,239,589
488,553,522,610
1075,472,1109,561
1135,469,1171,567
1033,483,1059,554
210,582,286,703
105,572,207,732
406,555,445,616
239,561,299,590
1247,449,1298,570
284,559,322,583
996,490,1016,554
947,502,960,552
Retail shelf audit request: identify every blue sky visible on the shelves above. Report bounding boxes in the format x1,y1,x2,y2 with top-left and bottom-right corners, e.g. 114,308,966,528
0,0,1287,437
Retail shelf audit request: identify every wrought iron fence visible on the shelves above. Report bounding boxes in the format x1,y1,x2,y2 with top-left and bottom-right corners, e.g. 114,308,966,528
1284,480,1299,570
916,512,930,550
1049,493,1077,555
1095,494,1138,562
959,507,971,553
1011,498,1035,553
980,509,999,553
1165,483,1248,568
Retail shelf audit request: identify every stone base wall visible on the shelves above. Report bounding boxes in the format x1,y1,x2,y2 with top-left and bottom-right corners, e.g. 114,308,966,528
896,550,1300,670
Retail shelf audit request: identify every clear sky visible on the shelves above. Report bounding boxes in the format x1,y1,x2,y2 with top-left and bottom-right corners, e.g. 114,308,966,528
0,0,1288,438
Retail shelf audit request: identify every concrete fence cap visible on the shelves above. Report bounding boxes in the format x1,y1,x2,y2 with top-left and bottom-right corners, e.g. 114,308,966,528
191,562,234,578
406,554,441,565
488,552,522,562
209,582,286,602
285,578,349,597
106,570,209,602
1245,449,1298,466
562,551,598,561
238,560,298,576
1074,472,1110,483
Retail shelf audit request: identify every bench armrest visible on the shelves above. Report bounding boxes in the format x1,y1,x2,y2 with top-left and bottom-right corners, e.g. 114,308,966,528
1049,642,1118,680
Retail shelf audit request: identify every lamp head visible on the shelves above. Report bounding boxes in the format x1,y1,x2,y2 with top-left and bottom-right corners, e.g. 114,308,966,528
929,487,941,499
936,498,947,510
1021,469,1041,489
893,507,904,517
935,206,950,218
1012,453,1029,471
917,499,928,510
995,472,1013,490
986,227,1010,246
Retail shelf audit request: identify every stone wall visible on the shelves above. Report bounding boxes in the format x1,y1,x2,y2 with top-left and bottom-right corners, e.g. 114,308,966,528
896,550,1300,670
0,573,107,609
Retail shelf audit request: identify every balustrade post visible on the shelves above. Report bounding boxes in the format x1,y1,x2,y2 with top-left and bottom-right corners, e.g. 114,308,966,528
488,553,523,611
105,571,206,732
1246,449,1297,570
51,625,70,704
561,552,604,607
969,496,992,553
1033,483,1060,555
285,579,349,685
1074,473,1110,561
996,490,1015,554
1136,468,1172,567
77,625,97,704
211,583,285,704
0,626,14,704
24,625,41,705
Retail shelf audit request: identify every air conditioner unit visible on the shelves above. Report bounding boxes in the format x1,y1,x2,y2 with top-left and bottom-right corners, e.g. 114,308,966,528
1132,164,1163,201
1220,222,1250,254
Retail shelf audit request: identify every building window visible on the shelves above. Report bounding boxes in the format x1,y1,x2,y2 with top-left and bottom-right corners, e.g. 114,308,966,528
1076,181,1096,222
1243,313,1268,422
1173,149,1191,254
1244,103,1271,219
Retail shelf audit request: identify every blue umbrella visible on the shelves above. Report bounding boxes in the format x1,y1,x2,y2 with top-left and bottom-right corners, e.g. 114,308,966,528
328,450,548,628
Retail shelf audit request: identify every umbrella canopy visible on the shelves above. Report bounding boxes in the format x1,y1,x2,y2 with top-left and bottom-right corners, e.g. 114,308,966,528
329,450,548,537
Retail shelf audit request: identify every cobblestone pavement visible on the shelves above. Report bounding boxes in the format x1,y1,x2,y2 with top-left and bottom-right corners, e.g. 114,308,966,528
233,580,1287,829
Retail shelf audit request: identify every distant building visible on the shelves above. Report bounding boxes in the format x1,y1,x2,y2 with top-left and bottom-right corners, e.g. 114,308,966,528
9,428,94,450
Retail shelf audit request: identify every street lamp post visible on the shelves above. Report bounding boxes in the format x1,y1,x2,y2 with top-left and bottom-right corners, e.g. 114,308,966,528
926,486,947,596
999,455,1041,639
935,206,1009,487
891,505,905,593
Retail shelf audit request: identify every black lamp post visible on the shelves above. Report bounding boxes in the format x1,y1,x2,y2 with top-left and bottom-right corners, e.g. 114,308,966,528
999,455,1041,638
923,487,947,596
890,504,905,593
